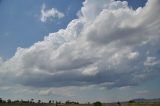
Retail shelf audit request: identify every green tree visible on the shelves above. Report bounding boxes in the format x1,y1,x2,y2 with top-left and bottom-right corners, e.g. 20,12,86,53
38,100,41,103
0,98,2,103
128,100,135,103
7,99,11,103
49,100,51,104
30,99,34,103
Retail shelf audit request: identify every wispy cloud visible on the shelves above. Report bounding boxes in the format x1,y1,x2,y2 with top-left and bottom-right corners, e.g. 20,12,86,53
40,4,64,22
39,87,74,97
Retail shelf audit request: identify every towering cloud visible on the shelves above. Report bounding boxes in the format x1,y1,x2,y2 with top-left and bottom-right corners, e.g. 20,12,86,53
0,0,160,89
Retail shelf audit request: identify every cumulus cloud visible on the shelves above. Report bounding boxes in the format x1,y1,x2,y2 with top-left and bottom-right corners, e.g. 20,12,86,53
0,57,3,65
0,0,160,89
40,4,64,22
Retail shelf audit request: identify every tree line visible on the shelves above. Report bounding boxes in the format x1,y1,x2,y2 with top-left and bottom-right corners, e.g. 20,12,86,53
0,98,79,105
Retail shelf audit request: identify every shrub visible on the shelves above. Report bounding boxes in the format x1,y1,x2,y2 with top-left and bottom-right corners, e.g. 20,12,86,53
128,100,135,103
93,101,102,106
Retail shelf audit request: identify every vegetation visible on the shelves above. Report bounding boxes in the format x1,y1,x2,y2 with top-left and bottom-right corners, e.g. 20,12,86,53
0,98,159,106
0,98,80,105
93,101,102,106
128,100,136,103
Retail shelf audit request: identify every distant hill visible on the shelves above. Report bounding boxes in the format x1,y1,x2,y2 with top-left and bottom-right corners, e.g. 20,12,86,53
131,98,160,103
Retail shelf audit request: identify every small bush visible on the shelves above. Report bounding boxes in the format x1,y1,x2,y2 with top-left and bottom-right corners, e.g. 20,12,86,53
128,100,135,103
93,101,102,106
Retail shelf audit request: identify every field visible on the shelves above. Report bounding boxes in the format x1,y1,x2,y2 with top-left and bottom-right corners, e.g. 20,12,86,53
0,103,160,106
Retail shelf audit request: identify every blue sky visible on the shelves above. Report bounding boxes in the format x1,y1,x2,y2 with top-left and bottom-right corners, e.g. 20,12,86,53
0,0,160,103
0,0,83,58
120,0,147,9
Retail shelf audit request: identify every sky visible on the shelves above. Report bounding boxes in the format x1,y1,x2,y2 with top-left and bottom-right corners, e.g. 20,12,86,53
0,0,160,103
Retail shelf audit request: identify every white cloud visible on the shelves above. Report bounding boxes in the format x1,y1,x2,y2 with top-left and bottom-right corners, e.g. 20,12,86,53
136,90,149,95
0,0,160,89
40,4,64,22
144,57,159,66
82,66,98,76
38,87,74,97
118,86,131,90
0,57,3,65
127,52,139,60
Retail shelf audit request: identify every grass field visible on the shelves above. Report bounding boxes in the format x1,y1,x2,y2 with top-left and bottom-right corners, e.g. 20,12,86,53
0,103,160,106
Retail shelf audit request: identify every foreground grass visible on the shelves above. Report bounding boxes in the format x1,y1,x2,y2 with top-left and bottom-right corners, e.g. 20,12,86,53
0,103,160,106
128,102,160,106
